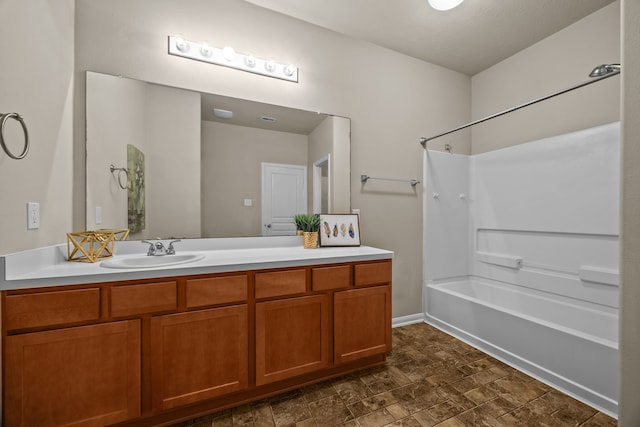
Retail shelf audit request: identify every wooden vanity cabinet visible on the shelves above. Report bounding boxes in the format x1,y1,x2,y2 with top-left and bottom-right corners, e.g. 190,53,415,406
150,274,250,411
4,319,141,427
334,261,393,364
150,305,249,411
334,285,392,364
255,294,330,385
2,259,391,427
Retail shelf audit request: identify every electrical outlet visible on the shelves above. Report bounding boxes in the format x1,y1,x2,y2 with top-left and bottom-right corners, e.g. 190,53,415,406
27,202,40,229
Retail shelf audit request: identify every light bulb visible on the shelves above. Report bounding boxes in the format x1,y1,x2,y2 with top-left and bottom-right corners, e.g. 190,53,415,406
223,46,236,61
283,64,296,77
175,35,189,52
264,60,276,73
200,42,213,58
244,54,256,68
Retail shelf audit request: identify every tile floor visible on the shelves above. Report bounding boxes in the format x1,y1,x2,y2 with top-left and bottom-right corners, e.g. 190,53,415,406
172,322,617,427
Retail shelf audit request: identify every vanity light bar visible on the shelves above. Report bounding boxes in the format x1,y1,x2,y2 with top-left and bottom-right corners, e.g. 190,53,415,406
168,36,299,83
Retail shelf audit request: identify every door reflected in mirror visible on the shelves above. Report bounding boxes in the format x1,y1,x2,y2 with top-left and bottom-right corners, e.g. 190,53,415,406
85,71,350,240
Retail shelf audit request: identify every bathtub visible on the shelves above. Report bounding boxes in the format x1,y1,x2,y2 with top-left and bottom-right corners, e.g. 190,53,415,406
425,277,618,417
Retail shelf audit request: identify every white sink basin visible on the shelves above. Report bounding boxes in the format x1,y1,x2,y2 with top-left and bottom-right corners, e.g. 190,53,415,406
101,253,205,269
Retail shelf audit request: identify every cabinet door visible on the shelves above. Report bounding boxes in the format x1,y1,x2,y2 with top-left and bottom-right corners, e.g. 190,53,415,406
5,320,141,427
256,295,330,386
334,285,392,364
150,305,249,411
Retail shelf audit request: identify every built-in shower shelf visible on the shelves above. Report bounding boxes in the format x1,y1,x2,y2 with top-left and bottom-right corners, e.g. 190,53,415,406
476,251,523,269
579,265,619,287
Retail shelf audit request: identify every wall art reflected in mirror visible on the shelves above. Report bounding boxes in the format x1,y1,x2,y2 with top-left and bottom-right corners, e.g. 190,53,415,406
86,71,351,240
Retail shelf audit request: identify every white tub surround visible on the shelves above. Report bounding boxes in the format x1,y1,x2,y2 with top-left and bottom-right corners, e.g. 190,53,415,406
423,122,620,417
0,236,392,290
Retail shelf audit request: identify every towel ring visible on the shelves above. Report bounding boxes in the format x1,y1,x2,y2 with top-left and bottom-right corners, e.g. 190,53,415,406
0,113,29,160
110,164,128,190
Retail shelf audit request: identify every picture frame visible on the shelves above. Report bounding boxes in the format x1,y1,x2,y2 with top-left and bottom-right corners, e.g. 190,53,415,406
318,214,361,247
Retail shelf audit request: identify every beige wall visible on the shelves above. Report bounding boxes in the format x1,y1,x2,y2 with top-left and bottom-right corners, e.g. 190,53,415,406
85,73,201,239
331,116,351,214
619,1,640,424
74,0,471,317
471,3,620,154
307,116,332,212
201,121,308,237
307,115,351,214
143,84,201,240
86,72,146,231
0,0,74,254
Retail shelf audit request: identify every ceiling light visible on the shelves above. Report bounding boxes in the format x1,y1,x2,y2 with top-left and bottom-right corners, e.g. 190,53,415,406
213,108,233,119
428,0,464,11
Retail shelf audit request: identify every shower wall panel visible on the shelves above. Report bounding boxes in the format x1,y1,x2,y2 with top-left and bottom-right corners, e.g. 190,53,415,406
423,150,470,282
469,122,620,307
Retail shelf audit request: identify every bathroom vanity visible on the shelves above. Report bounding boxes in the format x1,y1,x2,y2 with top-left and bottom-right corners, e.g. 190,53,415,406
0,238,392,427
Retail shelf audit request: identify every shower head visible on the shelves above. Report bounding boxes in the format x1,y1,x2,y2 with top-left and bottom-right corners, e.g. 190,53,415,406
589,64,621,78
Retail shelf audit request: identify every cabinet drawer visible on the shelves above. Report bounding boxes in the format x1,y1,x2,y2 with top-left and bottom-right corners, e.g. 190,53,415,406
255,269,306,299
186,275,248,308
5,288,101,330
111,281,177,317
354,261,392,287
312,265,351,291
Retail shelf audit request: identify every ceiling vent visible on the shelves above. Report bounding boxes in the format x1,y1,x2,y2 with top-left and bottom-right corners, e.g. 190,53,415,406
213,108,233,119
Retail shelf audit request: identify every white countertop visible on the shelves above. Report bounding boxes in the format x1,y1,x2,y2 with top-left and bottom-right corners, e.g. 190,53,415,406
0,237,393,290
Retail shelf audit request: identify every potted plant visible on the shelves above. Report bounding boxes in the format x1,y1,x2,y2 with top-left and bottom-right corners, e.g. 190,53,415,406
294,214,321,249
293,214,306,236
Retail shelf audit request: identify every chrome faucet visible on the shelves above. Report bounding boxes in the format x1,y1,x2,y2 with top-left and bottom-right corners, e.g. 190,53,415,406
167,239,180,255
141,239,181,256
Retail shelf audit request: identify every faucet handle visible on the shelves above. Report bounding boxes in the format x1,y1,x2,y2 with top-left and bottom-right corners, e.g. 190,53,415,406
167,239,181,255
141,240,156,256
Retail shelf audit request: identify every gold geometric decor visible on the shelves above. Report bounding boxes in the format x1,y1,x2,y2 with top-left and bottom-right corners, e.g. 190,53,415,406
66,228,130,263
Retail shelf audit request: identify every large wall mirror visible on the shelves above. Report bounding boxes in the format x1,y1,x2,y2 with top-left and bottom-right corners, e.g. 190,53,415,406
86,71,351,240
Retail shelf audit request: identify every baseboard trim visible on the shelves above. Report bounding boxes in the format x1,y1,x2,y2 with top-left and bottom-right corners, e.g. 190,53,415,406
392,313,425,328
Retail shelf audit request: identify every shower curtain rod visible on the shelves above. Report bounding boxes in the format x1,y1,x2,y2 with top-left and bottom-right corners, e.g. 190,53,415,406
419,70,620,147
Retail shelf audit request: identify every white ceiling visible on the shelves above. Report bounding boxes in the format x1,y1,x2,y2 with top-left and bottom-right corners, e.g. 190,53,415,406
201,92,329,134
244,0,615,76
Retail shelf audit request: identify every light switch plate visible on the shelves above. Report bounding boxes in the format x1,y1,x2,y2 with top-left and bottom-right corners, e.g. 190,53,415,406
95,206,102,224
